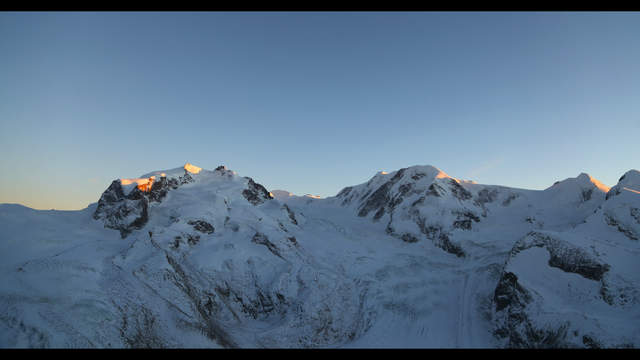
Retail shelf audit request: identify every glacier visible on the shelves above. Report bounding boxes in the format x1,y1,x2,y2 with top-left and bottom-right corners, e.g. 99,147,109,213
0,163,638,348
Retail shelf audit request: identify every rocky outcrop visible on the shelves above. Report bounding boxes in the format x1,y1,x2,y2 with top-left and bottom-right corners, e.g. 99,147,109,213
452,210,481,231
339,166,477,257
510,232,610,281
600,170,640,240
475,188,499,207
418,223,465,257
494,272,532,312
447,179,472,201
357,169,406,219
94,173,185,238
188,220,215,234
149,176,179,203
251,232,282,259
179,171,194,185
492,231,613,348
242,178,274,206
282,204,298,225
492,269,571,348
93,181,150,238
604,214,638,241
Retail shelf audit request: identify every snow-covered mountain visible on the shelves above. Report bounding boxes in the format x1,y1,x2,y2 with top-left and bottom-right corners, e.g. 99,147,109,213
1,163,638,348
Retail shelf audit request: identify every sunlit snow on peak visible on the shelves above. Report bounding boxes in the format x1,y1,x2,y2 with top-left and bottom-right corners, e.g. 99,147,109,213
184,163,202,174
623,187,640,195
586,175,611,193
120,176,155,192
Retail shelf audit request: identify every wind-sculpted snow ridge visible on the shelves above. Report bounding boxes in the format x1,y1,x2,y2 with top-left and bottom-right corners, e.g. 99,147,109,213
0,163,639,348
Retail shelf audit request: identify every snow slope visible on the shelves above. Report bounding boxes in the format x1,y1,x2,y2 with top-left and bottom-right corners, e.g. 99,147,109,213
0,163,638,348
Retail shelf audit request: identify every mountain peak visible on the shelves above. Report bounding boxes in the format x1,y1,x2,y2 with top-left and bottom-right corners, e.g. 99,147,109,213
184,162,202,174
609,169,640,197
549,173,610,193
578,173,611,193
271,189,294,199
617,169,640,186
380,165,454,182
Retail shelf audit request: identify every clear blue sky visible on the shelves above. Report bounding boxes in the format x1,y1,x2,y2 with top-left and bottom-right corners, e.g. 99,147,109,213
1,12,638,210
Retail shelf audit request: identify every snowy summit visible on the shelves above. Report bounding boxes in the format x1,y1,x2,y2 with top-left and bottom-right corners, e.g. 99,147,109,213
0,163,639,348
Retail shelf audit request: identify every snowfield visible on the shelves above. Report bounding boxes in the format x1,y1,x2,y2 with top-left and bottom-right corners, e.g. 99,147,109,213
1,163,638,348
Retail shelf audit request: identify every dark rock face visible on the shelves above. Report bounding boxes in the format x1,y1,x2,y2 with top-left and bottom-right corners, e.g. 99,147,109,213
448,179,472,201
411,196,425,207
452,211,481,231
287,236,298,246
494,272,531,312
96,180,126,204
186,233,200,245
415,221,466,258
411,172,426,181
493,270,571,348
344,167,481,257
400,233,420,243
172,233,201,248
493,231,614,348
426,183,444,197
188,220,215,234
94,173,186,238
93,181,150,238
212,279,287,322
282,204,298,225
251,232,282,259
502,193,519,206
357,168,406,219
604,214,639,241
242,178,274,206
224,216,240,232
437,233,465,258
605,187,621,201
511,232,610,281
214,165,235,178
336,186,353,198
149,176,179,203
398,183,413,196
179,171,194,185
476,188,499,206
582,335,602,349
631,208,640,224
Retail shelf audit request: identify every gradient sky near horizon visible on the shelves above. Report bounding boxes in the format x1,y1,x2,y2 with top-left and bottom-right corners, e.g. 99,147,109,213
1,12,639,210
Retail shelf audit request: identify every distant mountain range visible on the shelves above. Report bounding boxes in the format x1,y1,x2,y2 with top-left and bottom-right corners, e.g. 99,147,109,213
1,163,638,348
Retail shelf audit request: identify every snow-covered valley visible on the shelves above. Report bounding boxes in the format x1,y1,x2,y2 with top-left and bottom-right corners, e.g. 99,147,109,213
1,163,639,348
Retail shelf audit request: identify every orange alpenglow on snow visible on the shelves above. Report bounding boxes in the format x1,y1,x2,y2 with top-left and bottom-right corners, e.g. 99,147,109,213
435,170,452,179
435,169,461,183
120,176,156,192
184,163,202,174
587,175,611,193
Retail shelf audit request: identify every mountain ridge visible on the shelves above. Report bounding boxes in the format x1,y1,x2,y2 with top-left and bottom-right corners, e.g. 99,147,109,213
0,162,638,348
